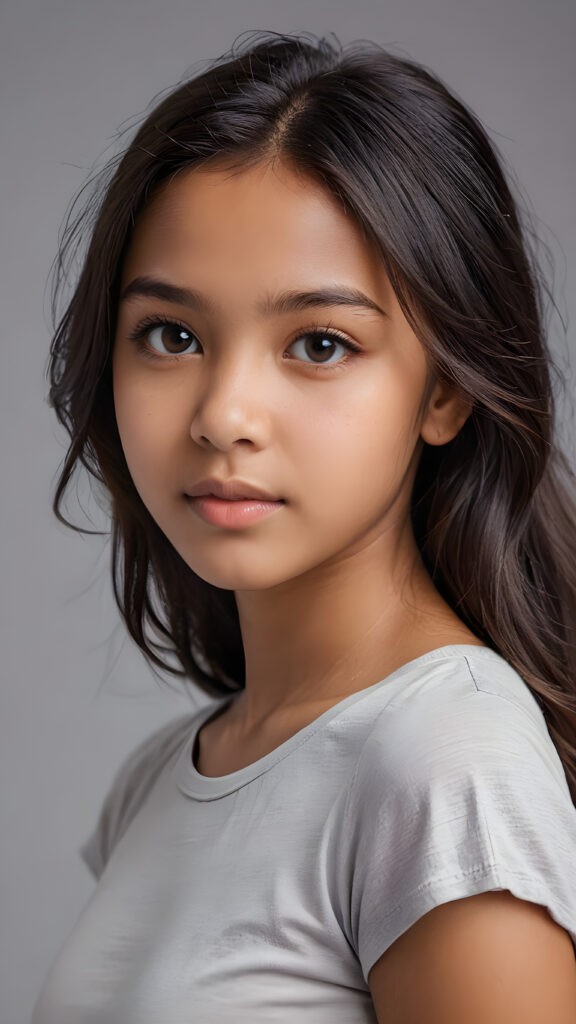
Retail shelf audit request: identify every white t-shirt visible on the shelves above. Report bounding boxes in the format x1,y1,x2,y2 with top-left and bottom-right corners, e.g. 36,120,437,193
32,644,576,1023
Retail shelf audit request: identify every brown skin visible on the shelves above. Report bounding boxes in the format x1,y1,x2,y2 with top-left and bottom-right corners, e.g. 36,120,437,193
112,156,576,1019
368,890,576,1023
113,157,482,769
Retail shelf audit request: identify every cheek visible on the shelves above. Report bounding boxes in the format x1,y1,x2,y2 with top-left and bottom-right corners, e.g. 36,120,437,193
293,379,414,491
112,366,180,492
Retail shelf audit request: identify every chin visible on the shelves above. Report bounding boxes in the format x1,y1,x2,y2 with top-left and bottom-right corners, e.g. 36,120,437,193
179,556,288,593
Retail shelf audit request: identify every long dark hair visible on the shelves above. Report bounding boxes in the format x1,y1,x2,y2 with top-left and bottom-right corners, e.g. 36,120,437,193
48,29,576,803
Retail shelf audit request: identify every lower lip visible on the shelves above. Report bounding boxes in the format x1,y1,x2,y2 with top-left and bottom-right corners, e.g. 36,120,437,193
186,495,285,529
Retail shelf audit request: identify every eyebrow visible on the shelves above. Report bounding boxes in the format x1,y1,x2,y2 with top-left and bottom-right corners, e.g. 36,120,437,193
119,275,388,319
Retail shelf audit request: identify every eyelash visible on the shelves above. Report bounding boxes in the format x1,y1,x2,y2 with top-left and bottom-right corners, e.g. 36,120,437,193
125,315,361,371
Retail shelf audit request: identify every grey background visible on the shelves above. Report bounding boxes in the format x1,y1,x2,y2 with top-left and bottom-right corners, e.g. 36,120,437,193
1,1,574,1021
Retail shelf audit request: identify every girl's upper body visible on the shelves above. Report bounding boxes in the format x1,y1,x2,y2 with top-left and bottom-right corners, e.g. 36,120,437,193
38,27,576,1024
32,645,576,1023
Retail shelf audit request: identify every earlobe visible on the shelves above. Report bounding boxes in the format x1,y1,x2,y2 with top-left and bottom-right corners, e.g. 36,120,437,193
420,384,474,447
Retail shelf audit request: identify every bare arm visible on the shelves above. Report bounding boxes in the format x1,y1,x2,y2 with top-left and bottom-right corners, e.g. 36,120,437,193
368,890,576,1023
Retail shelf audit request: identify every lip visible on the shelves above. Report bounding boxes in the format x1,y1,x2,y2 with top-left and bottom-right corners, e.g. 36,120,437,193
186,478,284,502
186,494,284,529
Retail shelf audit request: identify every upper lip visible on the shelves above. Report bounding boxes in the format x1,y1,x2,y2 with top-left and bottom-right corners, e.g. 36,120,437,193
186,478,284,501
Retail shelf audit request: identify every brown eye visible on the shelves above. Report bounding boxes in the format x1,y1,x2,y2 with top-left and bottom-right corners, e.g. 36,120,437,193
289,330,354,365
147,322,199,355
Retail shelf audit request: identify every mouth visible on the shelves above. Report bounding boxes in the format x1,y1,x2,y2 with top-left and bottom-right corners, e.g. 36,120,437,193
202,493,285,503
185,493,285,530
185,478,285,502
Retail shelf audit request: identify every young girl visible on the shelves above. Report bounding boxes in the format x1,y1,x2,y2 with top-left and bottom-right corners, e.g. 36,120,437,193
33,29,576,1024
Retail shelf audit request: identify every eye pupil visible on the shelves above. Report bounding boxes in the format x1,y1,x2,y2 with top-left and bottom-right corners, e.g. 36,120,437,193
173,327,190,343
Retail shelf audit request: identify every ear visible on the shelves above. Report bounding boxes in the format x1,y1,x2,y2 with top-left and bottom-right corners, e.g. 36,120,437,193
419,379,474,447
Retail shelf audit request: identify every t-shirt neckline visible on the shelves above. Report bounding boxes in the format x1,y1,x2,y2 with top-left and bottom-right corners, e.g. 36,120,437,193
174,644,499,801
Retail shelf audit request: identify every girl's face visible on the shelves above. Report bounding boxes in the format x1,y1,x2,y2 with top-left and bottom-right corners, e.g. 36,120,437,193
113,159,465,592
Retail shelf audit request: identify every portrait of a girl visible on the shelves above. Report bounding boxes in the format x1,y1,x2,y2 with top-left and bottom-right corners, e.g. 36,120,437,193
31,29,576,1023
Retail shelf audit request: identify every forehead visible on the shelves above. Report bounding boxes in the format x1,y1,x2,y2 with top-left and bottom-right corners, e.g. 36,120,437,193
121,159,387,295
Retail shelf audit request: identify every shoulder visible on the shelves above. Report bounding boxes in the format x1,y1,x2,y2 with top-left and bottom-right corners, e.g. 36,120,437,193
346,648,574,863
79,708,201,879
351,647,569,811
103,708,201,808
334,649,576,985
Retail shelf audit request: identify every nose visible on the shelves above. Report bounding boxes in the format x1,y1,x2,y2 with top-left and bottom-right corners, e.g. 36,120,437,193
188,348,272,453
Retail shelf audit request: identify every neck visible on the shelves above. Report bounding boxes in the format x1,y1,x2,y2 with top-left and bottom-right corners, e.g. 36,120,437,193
230,523,469,737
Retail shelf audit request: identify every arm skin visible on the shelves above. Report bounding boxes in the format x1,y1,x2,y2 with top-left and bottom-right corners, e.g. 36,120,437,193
368,890,576,1024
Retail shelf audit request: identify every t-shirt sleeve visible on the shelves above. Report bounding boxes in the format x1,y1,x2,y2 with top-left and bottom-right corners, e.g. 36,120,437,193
338,686,576,983
79,710,198,881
